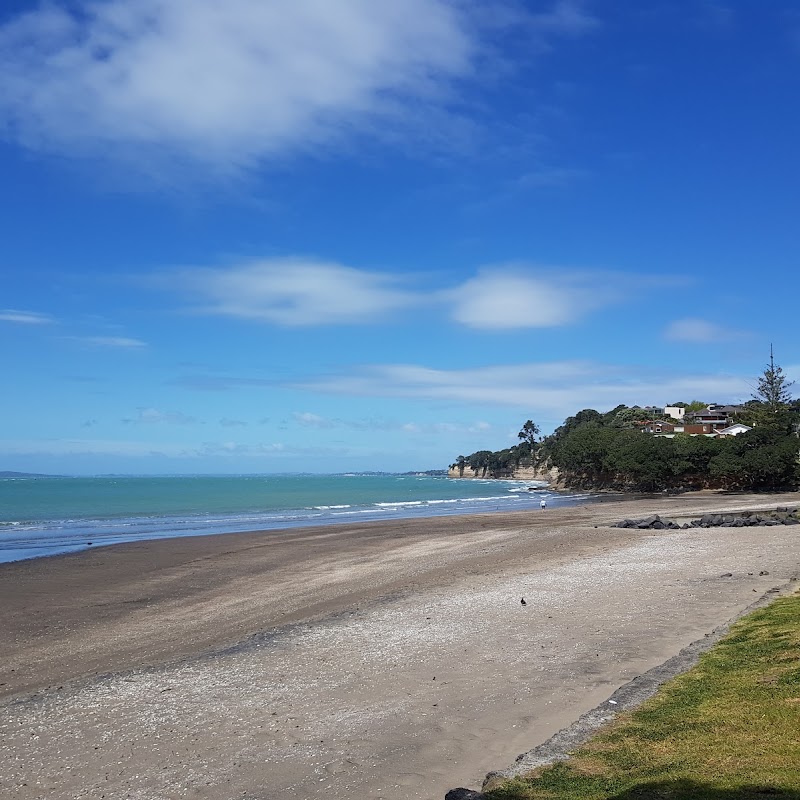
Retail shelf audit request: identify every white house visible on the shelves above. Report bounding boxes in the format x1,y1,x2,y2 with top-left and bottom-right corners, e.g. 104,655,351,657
664,405,686,421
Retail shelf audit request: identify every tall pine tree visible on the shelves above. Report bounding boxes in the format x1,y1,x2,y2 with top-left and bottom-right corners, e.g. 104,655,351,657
753,345,794,412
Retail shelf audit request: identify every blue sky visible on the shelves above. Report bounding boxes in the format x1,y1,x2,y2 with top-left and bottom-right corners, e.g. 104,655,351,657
2,0,799,475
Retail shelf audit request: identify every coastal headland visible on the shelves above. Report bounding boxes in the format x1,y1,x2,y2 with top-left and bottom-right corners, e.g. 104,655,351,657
1,490,799,799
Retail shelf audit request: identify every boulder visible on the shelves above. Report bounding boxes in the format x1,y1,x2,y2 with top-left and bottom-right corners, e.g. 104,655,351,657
445,789,488,800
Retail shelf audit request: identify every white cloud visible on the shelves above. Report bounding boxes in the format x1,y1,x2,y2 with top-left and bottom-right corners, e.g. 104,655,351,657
446,268,619,329
1,437,194,458
122,407,198,425
66,335,147,348
664,318,749,343
0,436,291,460
293,411,335,429
398,420,491,436
166,259,632,328
180,258,417,326
0,0,476,170
294,361,751,422
220,418,247,427
0,1,603,173
527,0,599,37
0,309,54,324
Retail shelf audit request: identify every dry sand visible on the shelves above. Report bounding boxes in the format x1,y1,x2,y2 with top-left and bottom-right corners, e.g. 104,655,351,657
1,491,799,800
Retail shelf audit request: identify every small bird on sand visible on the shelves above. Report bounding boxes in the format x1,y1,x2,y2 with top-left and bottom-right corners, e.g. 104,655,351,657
521,597,527,606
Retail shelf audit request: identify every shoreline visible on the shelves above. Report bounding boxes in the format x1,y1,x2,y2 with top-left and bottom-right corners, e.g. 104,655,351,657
2,490,799,799
0,475,588,565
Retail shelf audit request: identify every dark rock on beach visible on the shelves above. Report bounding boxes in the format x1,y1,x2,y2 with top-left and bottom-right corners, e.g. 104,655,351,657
615,514,680,530
445,789,488,800
614,507,800,531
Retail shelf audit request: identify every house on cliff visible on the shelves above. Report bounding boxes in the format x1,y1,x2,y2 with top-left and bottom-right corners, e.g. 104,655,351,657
637,418,752,438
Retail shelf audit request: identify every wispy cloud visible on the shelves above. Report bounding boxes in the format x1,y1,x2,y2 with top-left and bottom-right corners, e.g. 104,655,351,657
122,407,198,425
664,318,749,343
0,436,299,460
293,361,751,419
290,411,492,435
220,418,247,428
65,336,148,348
293,412,336,429
0,309,54,324
515,166,588,189
0,1,602,174
0,0,475,171
527,0,599,38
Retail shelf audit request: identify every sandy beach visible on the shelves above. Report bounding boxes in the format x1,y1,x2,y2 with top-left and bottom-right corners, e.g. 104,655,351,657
1,490,799,800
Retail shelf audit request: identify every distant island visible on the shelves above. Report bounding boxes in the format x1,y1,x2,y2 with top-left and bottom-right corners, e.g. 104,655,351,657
349,470,448,477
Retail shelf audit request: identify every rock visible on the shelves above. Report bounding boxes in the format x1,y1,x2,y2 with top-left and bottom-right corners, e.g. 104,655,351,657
720,572,733,578
445,789,488,800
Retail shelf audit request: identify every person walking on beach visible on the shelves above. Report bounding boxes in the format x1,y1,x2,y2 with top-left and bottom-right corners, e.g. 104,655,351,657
540,498,547,510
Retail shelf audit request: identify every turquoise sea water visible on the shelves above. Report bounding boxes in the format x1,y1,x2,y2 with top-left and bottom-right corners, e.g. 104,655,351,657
0,473,598,563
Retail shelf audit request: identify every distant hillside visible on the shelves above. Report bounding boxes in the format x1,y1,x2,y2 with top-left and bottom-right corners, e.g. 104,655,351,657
0,471,62,478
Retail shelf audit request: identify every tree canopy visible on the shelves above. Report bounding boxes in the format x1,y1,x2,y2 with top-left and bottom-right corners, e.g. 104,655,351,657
452,358,800,490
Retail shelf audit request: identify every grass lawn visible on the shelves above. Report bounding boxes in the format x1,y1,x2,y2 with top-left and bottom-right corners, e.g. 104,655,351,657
487,591,800,800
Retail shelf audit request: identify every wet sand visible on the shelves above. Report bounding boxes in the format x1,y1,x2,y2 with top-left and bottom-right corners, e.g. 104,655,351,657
1,491,799,799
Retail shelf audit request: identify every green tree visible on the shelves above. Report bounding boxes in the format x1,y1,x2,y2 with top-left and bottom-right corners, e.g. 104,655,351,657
710,427,799,490
551,423,617,483
517,419,541,463
610,406,648,428
753,345,795,412
467,450,493,477
678,400,708,412
670,433,720,486
518,419,540,447
605,430,675,491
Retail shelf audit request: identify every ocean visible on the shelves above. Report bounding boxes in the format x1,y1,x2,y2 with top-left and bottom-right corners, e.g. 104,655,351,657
0,473,599,563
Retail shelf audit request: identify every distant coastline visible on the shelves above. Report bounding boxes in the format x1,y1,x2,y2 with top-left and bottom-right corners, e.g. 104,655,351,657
0,471,62,478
